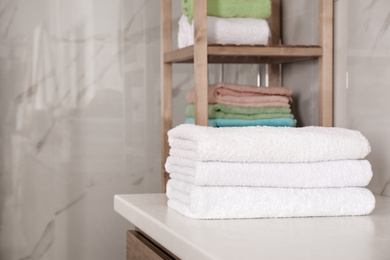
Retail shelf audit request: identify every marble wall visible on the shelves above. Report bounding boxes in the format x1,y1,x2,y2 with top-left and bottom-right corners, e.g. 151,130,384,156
0,0,163,259
334,0,390,196
282,0,390,196
0,0,389,260
281,0,319,127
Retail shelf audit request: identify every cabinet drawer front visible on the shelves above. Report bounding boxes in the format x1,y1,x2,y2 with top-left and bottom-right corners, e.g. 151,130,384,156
127,230,174,260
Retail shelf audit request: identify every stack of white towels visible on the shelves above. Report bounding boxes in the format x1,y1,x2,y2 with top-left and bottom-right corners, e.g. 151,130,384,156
178,0,271,48
165,124,375,219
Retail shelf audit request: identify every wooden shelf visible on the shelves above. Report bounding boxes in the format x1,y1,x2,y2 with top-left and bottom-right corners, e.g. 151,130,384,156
160,0,333,192
164,45,323,64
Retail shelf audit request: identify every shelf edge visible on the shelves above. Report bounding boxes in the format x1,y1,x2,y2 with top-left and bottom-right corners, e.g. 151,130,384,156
164,45,323,64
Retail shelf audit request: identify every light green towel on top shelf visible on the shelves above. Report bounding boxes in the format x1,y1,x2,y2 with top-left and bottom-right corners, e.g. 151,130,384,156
182,0,272,23
185,104,293,120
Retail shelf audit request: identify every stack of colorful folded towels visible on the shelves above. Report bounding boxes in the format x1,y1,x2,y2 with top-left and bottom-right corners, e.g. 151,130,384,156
179,0,296,127
165,124,375,219
178,0,272,47
185,83,296,127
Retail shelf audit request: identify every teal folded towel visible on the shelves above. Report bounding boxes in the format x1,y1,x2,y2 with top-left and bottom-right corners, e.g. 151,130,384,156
185,117,297,127
182,0,272,23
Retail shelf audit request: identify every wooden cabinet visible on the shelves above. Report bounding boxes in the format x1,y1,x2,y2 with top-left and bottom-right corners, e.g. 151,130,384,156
160,0,334,191
127,229,179,260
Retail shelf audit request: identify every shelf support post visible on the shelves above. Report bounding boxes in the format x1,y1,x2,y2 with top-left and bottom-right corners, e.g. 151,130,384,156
319,0,334,126
268,0,281,86
193,0,208,126
161,0,172,192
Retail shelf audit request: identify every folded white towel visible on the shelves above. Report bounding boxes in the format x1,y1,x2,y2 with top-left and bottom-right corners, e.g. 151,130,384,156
178,14,270,48
166,179,376,219
168,124,371,163
165,156,373,188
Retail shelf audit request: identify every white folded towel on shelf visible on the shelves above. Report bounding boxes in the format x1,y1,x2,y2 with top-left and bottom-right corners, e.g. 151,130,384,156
166,179,376,219
178,14,270,48
168,124,371,163
165,156,373,188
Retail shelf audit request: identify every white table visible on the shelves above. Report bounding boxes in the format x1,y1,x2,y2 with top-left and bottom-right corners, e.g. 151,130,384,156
114,194,390,260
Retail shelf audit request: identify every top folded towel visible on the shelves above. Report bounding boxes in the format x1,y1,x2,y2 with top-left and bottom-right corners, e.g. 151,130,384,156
186,83,292,108
178,15,270,48
182,0,272,23
168,124,371,163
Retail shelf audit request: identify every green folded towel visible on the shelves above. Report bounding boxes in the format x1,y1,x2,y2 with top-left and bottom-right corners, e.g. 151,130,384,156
182,0,272,23
185,117,297,127
186,104,293,120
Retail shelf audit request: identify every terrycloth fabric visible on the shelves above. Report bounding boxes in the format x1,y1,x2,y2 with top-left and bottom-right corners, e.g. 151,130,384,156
178,15,270,48
182,0,271,23
186,83,291,108
185,104,293,120
185,117,296,127
166,179,376,219
166,156,373,188
168,124,371,163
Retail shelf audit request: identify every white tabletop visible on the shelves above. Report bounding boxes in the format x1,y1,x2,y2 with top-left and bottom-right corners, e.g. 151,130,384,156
114,194,390,260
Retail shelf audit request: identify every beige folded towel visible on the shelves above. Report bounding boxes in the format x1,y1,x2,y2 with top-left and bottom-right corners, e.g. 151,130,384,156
186,83,292,108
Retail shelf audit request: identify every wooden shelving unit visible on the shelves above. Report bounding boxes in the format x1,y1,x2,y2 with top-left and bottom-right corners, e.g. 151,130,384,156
160,0,334,192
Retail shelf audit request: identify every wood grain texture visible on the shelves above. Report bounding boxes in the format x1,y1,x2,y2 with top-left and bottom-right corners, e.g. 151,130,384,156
208,45,322,56
164,45,193,63
268,0,281,86
135,228,180,260
206,55,318,64
318,0,334,126
193,0,208,126
127,230,174,260
164,45,322,63
160,0,172,192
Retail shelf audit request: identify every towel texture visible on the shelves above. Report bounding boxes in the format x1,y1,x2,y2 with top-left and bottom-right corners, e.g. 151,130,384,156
178,15,270,48
186,83,291,108
182,0,271,23
166,179,376,219
185,104,293,120
165,156,373,188
168,124,371,163
184,117,296,127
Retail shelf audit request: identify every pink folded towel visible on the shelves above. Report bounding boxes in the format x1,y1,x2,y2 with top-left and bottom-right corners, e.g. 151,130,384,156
186,83,292,108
